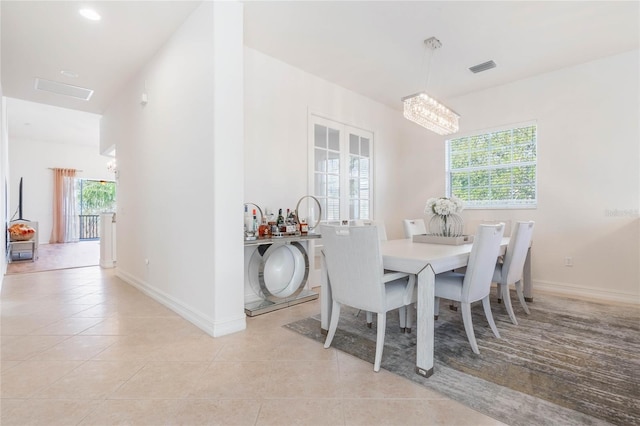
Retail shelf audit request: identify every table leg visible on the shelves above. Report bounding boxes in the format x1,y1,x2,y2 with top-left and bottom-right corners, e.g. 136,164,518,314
320,252,331,334
523,247,533,302
416,265,435,378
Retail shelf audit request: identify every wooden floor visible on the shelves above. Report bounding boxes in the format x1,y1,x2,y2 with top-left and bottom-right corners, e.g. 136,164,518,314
6,241,100,275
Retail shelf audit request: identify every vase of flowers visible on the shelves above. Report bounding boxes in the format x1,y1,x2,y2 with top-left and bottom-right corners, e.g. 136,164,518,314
425,196,464,237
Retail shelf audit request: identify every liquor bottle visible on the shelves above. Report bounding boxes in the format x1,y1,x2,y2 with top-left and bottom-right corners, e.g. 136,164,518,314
244,205,251,235
277,208,285,232
252,209,259,234
258,216,270,237
285,208,296,234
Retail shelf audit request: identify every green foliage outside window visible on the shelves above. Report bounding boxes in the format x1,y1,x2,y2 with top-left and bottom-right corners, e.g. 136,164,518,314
78,180,116,215
447,124,537,208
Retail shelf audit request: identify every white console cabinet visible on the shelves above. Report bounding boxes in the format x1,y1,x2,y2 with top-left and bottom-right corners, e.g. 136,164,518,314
244,234,320,316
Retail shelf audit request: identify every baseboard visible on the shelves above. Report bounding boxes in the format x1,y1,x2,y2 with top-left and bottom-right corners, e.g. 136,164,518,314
100,260,115,268
533,279,640,305
115,269,246,337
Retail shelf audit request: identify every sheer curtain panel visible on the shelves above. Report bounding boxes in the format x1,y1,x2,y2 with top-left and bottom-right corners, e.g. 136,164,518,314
50,168,79,243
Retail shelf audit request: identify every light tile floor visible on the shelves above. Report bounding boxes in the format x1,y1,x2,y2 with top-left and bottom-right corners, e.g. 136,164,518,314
1,267,505,425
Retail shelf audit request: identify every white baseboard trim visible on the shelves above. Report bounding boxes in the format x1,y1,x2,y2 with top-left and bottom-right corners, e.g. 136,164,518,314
115,269,246,337
533,279,640,305
100,260,115,269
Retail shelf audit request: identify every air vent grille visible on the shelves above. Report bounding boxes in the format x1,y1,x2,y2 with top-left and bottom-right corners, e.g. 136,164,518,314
469,60,497,74
34,78,94,101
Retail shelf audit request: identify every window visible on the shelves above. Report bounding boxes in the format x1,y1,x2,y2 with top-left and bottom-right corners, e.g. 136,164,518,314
76,179,117,240
446,123,537,208
310,115,373,222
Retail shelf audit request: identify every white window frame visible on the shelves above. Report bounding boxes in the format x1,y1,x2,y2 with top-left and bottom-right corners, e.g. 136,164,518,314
446,121,537,209
308,114,374,223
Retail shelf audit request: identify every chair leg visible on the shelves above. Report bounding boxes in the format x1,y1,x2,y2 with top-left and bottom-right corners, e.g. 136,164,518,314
373,311,387,372
405,303,414,333
482,296,501,339
398,306,406,333
324,301,342,349
515,281,531,314
461,302,479,354
366,311,373,328
434,297,440,320
502,283,518,325
497,283,503,303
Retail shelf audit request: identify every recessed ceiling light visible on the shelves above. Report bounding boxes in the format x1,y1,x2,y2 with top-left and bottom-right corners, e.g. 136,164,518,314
79,8,101,21
60,70,79,78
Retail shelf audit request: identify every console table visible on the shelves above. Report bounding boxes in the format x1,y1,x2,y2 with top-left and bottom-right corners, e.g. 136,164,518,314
244,233,321,316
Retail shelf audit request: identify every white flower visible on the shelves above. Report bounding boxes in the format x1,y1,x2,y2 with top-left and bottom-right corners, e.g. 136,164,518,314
424,196,464,216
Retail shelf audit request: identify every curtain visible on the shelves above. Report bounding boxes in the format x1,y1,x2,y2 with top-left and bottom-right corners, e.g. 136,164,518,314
50,168,79,243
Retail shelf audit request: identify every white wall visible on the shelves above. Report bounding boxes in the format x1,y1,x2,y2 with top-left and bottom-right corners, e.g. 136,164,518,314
246,44,640,305
102,2,245,337
244,47,426,248
7,137,114,244
400,50,640,303
1,94,8,279
1,0,7,279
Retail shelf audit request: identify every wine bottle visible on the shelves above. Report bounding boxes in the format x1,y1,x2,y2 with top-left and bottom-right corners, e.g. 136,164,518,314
285,208,296,234
277,208,285,232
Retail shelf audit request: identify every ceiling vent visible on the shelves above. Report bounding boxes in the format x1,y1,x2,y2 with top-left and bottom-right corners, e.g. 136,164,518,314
469,60,497,74
34,78,94,101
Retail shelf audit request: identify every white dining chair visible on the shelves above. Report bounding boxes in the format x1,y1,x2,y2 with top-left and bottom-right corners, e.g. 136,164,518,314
434,223,505,354
493,221,535,325
351,219,388,241
351,220,414,332
321,224,416,371
402,218,427,238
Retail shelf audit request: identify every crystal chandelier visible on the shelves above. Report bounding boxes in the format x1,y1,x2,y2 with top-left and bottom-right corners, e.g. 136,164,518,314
402,92,459,135
402,37,460,135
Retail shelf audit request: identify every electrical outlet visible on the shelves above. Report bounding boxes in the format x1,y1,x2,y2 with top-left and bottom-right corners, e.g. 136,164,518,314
564,257,573,267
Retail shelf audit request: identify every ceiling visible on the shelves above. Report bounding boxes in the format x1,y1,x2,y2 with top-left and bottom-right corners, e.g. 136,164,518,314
243,1,639,110
1,0,201,146
2,1,639,146
6,98,101,147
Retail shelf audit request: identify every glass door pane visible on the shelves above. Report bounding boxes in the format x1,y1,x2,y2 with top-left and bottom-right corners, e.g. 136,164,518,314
313,121,341,221
346,130,371,220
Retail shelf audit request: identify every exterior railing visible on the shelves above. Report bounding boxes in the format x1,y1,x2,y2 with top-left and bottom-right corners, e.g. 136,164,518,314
79,215,100,240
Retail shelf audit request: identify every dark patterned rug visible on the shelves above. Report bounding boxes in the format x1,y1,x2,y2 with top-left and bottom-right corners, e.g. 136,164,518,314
285,292,640,426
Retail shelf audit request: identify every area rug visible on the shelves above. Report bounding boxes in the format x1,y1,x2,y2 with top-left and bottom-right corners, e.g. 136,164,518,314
285,293,640,426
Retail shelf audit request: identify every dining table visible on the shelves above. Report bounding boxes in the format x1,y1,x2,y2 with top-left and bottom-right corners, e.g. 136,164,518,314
320,236,532,378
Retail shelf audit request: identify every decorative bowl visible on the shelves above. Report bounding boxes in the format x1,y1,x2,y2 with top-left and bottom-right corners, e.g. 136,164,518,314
8,224,36,241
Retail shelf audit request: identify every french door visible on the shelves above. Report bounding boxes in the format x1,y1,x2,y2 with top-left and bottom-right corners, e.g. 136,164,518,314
309,115,373,223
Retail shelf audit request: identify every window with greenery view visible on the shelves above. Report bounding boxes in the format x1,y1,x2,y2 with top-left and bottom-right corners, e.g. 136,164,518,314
77,180,116,214
446,123,537,208
76,179,116,240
